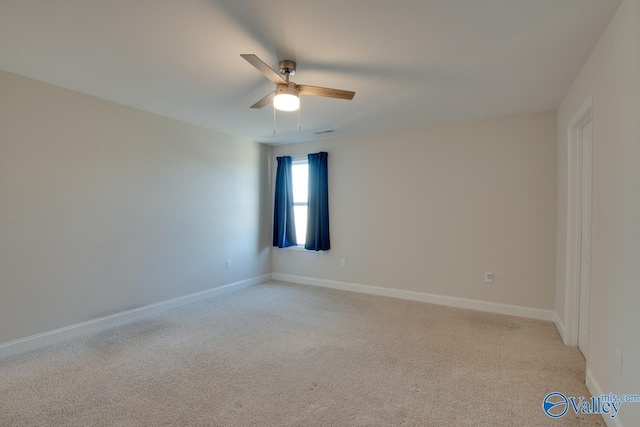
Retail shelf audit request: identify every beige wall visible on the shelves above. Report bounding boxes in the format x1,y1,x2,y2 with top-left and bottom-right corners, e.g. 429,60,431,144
272,111,557,310
556,0,639,424
0,70,271,344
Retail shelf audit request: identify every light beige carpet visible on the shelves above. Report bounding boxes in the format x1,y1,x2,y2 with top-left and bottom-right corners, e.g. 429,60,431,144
0,281,603,426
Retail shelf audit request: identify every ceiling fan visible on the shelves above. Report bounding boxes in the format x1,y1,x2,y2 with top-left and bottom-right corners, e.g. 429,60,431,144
241,54,356,112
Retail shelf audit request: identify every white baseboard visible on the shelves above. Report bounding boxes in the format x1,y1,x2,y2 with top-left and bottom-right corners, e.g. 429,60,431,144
0,273,272,360
586,369,625,427
272,273,554,321
553,312,566,342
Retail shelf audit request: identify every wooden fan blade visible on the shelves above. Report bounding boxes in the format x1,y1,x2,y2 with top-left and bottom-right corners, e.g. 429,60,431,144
297,85,355,100
241,54,287,85
250,91,275,109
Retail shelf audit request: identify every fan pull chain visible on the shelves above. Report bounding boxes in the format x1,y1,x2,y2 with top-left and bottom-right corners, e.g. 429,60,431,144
273,104,277,135
298,99,301,131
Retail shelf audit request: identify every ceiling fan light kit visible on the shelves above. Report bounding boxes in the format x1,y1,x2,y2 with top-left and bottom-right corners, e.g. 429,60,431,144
273,82,300,111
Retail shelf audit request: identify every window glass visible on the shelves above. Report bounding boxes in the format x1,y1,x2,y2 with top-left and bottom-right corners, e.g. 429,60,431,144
292,163,308,203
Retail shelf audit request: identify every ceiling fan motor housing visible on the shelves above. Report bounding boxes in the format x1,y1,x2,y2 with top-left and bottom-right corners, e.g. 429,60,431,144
275,81,298,96
278,60,296,76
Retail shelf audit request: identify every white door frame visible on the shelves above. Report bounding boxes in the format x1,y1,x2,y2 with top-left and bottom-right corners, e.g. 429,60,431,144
563,95,593,347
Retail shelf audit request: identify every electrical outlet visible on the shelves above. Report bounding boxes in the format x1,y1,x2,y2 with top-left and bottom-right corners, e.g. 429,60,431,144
226,259,232,270
340,258,346,268
615,348,622,375
484,272,493,283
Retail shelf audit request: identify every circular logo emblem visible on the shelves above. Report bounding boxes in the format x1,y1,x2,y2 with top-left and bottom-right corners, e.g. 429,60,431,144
543,392,569,418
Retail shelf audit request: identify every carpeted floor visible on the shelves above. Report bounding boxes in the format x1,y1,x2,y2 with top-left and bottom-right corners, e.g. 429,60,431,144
0,281,603,426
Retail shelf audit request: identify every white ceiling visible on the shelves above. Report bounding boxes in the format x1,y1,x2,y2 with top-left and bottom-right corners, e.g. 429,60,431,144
0,0,621,145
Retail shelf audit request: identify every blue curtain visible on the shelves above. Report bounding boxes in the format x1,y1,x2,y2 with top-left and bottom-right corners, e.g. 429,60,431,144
273,156,297,248
305,152,330,251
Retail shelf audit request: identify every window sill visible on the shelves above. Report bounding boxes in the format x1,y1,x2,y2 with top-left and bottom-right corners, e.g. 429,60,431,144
277,245,308,252
275,245,329,253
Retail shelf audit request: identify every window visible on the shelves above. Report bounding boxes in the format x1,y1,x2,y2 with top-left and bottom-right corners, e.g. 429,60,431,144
273,153,328,251
291,159,308,245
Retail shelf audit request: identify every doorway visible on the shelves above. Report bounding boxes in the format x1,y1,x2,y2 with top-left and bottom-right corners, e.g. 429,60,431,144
577,119,592,358
563,96,593,359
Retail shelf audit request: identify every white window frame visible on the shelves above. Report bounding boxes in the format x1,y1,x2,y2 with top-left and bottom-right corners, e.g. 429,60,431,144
291,156,308,248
